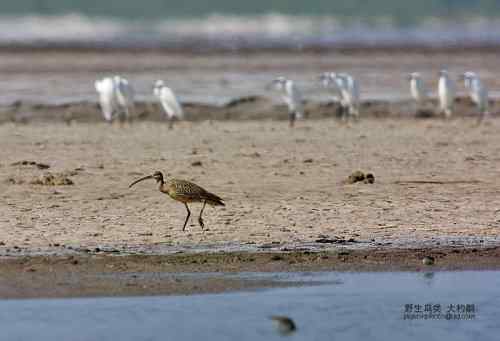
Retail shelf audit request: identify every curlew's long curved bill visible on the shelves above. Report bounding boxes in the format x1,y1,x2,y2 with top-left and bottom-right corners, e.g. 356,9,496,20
129,175,153,188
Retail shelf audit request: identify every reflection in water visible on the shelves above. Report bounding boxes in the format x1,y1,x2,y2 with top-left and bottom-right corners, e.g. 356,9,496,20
423,272,435,286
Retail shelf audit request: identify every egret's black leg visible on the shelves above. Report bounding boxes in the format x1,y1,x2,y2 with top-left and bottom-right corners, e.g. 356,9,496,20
476,111,485,126
198,201,207,230
182,203,191,231
289,111,296,127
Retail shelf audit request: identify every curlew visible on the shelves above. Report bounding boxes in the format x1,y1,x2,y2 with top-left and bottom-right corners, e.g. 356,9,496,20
129,171,224,231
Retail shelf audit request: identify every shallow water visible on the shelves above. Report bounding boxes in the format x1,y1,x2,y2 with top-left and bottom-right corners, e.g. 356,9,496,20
1,271,499,341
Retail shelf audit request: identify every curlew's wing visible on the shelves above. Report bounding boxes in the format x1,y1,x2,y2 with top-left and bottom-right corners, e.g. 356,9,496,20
169,179,224,206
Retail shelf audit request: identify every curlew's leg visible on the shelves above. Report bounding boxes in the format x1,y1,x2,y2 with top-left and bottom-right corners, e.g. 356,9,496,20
182,203,191,231
168,117,174,130
198,201,207,230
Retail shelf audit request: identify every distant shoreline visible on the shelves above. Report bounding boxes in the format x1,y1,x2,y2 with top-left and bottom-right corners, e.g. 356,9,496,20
3,44,500,54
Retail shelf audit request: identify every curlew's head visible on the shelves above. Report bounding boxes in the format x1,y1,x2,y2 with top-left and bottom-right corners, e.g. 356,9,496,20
152,171,164,183
129,171,164,188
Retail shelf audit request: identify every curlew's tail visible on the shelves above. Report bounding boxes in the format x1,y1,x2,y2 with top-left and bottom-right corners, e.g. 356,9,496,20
205,192,225,206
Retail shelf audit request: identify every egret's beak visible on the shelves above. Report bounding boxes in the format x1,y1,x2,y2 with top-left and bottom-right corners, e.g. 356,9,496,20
129,175,154,188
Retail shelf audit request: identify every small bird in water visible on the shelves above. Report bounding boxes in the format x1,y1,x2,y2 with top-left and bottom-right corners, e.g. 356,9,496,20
422,256,435,266
129,171,224,231
270,316,297,335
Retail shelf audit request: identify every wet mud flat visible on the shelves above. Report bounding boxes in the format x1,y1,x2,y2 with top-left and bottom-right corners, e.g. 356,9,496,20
0,246,500,299
0,96,498,124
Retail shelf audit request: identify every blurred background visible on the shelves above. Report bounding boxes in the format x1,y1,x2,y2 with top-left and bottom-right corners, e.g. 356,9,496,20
1,1,500,110
2,0,500,50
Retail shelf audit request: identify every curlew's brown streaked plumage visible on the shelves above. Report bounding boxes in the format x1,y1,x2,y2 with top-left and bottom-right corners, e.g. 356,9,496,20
129,171,224,231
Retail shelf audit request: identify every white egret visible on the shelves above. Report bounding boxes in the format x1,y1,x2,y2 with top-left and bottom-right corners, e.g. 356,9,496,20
408,72,428,105
461,72,489,123
94,77,117,122
438,70,455,118
319,72,343,100
319,72,348,119
113,75,135,121
270,77,304,127
153,80,184,129
333,73,360,121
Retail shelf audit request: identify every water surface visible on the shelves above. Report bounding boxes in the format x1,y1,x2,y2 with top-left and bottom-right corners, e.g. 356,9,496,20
1,271,498,341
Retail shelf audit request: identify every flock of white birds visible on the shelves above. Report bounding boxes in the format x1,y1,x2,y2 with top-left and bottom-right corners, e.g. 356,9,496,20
406,70,488,122
95,69,490,126
94,76,184,127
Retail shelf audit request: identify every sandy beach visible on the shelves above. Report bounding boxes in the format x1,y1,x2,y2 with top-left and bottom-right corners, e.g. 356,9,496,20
1,118,499,253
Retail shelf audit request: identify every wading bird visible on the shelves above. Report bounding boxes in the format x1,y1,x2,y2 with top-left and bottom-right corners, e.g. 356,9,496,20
408,72,428,105
153,80,184,129
270,77,304,127
333,73,360,121
319,72,347,118
113,75,135,121
461,72,489,123
438,70,455,118
319,72,343,101
319,72,359,120
129,171,224,231
95,77,117,122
